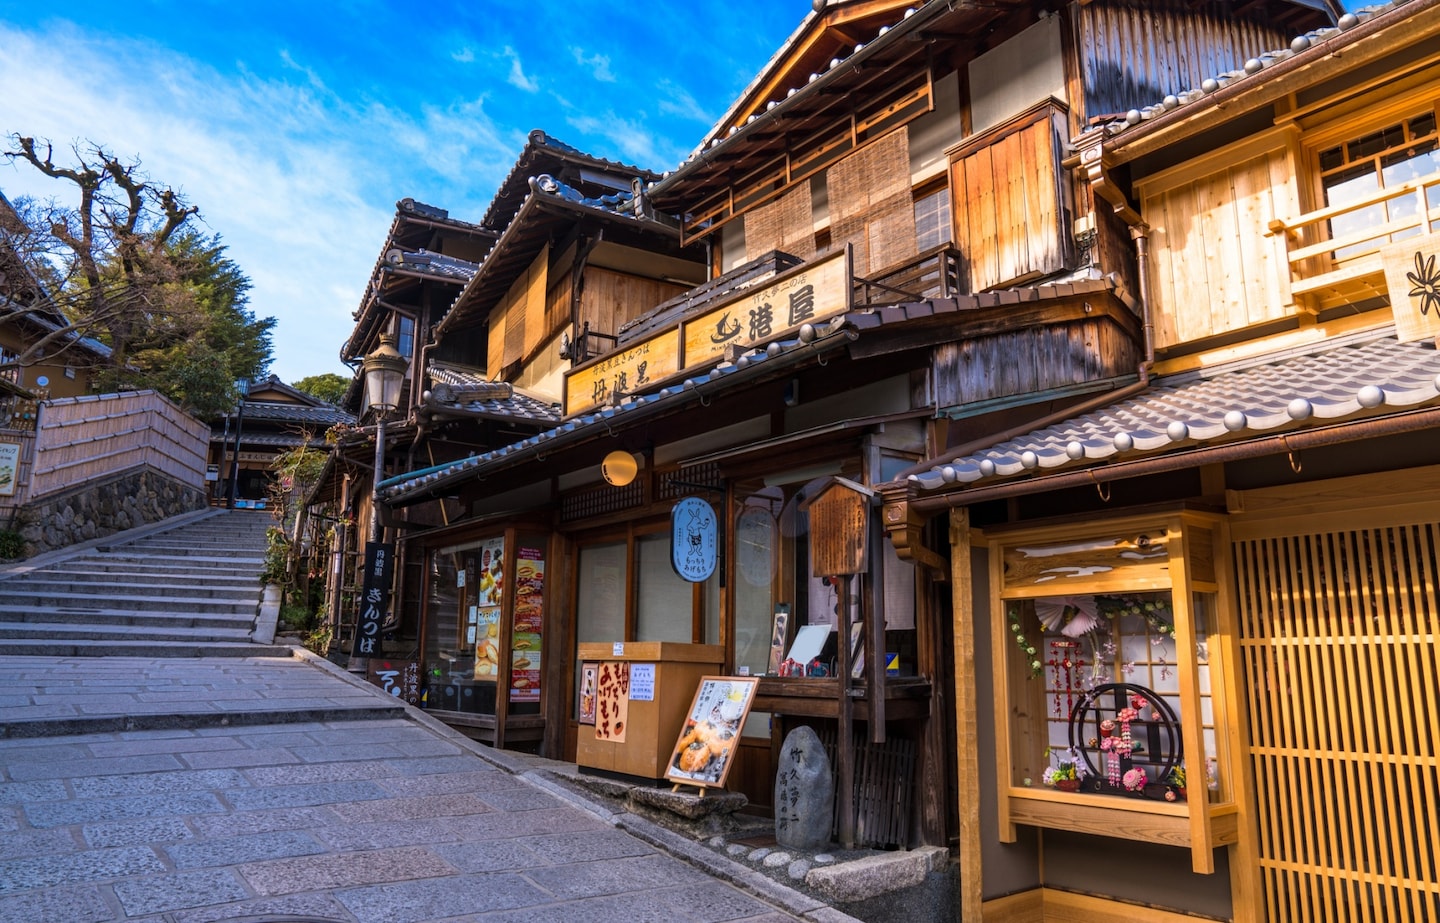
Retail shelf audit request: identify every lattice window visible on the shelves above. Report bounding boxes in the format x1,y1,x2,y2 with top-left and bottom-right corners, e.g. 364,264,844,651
1234,524,1440,923
560,479,643,522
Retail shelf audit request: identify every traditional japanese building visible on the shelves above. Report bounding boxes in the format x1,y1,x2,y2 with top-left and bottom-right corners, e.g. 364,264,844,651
361,0,1339,858
879,0,1440,918
209,375,352,508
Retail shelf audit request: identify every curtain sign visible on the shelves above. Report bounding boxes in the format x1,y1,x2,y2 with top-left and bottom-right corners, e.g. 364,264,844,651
671,496,717,582
352,541,395,657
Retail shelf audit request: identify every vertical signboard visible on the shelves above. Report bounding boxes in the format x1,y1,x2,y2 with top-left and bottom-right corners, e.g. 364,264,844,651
510,543,545,702
352,541,394,657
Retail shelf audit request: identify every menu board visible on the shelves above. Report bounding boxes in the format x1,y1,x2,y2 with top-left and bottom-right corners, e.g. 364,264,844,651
510,543,544,702
470,536,505,681
665,676,758,789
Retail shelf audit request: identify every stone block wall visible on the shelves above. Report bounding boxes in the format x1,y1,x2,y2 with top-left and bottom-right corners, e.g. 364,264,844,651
15,465,207,557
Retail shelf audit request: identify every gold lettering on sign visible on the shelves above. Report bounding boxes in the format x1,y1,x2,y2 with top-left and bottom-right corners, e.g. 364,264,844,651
564,329,680,417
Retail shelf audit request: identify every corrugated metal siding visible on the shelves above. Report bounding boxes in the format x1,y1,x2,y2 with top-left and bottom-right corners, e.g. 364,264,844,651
1080,2,1291,122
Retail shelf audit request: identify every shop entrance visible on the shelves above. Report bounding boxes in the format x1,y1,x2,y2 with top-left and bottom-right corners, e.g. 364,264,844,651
1233,519,1440,922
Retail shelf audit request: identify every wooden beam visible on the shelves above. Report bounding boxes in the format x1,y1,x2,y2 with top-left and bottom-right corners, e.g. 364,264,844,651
951,508,984,922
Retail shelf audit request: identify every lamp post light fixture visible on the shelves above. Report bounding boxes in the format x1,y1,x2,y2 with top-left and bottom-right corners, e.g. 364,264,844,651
363,332,408,543
227,378,251,509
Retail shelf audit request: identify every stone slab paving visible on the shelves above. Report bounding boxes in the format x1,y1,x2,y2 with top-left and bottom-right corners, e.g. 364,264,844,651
0,652,858,923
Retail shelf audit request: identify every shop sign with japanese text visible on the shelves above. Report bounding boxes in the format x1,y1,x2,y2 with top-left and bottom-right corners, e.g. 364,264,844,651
682,248,849,370
351,541,395,657
564,328,680,417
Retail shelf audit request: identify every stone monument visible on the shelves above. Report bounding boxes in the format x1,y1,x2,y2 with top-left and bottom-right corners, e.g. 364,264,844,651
774,725,834,849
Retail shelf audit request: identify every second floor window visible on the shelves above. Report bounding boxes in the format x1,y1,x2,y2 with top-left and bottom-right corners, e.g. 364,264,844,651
914,184,952,252
1320,110,1440,259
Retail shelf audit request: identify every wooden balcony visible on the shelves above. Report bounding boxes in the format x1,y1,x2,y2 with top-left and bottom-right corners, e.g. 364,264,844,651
1269,170,1440,311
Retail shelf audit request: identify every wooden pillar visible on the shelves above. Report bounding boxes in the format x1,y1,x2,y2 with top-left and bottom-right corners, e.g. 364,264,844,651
950,508,983,922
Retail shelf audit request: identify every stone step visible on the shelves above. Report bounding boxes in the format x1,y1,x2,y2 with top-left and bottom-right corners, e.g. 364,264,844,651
21,566,263,587
0,577,262,601
33,559,264,578
0,604,256,630
0,621,255,643
0,699,410,739
91,543,269,559
0,638,292,658
0,589,258,616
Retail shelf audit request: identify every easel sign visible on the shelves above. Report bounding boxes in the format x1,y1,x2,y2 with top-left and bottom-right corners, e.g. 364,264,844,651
665,676,758,791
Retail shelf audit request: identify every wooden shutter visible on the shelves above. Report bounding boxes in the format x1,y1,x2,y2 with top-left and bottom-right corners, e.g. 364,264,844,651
745,183,816,262
827,127,916,275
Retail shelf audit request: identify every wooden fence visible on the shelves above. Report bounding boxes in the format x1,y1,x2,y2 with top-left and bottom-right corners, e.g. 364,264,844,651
25,390,208,502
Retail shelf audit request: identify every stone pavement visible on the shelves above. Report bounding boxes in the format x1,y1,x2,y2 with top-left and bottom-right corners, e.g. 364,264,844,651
0,650,862,923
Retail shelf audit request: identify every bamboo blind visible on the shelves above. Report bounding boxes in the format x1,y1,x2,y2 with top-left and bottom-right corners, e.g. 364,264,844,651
1233,524,1440,923
744,182,816,263
827,127,915,275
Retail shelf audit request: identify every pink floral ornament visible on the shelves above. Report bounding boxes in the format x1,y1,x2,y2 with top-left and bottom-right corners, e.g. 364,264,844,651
1123,767,1147,792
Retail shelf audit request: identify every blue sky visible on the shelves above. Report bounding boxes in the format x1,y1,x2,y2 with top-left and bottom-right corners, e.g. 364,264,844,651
0,1,803,383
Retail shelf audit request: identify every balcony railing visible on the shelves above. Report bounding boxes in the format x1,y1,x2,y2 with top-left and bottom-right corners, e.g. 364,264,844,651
854,244,965,306
1269,170,1440,309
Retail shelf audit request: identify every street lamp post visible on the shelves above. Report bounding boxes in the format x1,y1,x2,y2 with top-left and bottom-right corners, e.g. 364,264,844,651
227,379,250,509
350,331,408,669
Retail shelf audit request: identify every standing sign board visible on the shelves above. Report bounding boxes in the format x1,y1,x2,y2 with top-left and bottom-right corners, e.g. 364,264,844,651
351,541,394,657
665,676,758,790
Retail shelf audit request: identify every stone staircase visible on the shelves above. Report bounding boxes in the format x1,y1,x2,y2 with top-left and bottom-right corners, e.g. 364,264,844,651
0,509,287,657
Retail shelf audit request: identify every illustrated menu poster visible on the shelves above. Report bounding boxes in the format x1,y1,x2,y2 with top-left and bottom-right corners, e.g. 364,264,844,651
475,536,505,608
594,661,630,742
510,544,544,702
665,676,759,789
472,607,501,680
0,442,18,497
578,662,597,725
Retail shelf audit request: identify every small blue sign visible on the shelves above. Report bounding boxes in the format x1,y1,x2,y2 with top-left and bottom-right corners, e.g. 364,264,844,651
885,652,900,676
671,496,718,582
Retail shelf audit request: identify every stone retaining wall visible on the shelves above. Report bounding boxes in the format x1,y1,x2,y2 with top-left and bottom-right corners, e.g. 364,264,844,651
15,465,207,557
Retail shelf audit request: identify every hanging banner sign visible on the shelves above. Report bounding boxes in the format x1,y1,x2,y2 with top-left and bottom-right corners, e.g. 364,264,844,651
671,496,717,582
352,541,395,657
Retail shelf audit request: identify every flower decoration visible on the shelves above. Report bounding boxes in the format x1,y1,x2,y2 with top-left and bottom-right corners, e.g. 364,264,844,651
1008,607,1042,677
1123,767,1147,792
1036,595,1100,638
1406,250,1440,317
1096,594,1176,638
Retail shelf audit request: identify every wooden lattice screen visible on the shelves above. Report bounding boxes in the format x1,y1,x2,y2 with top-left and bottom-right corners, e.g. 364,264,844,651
1233,524,1440,923
827,127,915,275
744,183,815,263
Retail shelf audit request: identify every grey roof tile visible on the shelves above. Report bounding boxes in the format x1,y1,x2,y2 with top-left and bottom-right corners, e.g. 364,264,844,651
911,335,1440,491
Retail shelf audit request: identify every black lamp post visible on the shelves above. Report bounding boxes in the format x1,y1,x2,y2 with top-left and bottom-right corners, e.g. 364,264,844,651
362,332,407,541
227,378,251,509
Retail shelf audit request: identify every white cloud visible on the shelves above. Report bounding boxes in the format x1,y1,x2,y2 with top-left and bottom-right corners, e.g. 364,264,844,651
501,45,538,92
656,80,712,124
565,112,663,170
570,48,615,83
451,46,475,64
0,22,514,381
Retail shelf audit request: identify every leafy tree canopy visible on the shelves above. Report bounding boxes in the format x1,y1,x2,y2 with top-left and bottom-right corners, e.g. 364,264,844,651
2,135,274,415
291,372,350,406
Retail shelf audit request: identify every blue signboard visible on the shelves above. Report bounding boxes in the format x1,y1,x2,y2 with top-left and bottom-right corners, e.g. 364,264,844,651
671,496,718,582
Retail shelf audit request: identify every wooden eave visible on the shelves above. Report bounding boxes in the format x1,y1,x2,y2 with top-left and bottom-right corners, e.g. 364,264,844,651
434,194,700,339
1098,0,1440,167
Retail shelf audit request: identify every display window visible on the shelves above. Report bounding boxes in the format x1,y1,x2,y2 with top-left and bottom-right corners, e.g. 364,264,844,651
989,510,1245,874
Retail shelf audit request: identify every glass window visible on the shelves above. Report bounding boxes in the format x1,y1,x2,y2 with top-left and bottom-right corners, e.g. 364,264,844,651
577,541,626,644
397,315,416,358
636,531,695,642
914,185,952,252
1319,110,1440,258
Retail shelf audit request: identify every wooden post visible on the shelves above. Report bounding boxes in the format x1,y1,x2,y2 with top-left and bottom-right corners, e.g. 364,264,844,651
951,508,983,922
836,576,855,849
867,504,887,742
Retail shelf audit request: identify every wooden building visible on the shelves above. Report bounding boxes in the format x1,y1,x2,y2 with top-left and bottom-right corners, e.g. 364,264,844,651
361,0,1338,854
879,1,1440,919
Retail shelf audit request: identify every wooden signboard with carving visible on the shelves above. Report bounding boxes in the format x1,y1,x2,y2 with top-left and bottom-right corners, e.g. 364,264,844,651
802,477,872,577
1382,235,1440,344
564,328,681,417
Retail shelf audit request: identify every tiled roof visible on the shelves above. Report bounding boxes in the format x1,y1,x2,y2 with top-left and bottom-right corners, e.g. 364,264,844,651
382,249,478,283
236,401,354,427
1090,0,1410,142
907,334,1440,492
425,364,562,424
380,319,856,503
211,431,330,450
480,130,660,232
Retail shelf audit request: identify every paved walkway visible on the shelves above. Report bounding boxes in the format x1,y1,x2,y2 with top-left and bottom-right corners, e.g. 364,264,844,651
0,651,858,923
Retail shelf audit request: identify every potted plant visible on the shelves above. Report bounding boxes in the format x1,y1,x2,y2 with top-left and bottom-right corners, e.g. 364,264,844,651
1043,754,1084,792
1168,764,1187,800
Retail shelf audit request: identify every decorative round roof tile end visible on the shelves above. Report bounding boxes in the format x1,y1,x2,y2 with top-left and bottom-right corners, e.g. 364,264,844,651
1020,450,1039,469
1338,11,1360,28
1244,58,1263,75
1166,421,1189,442
1201,77,1220,94
1291,35,1312,52
904,7,916,17
1162,94,1180,109
736,355,751,369
1065,441,1086,460
798,323,816,343
979,458,996,477
767,100,778,111
1113,432,1134,452
1357,384,1385,408
766,341,783,358
1125,109,1142,125
941,466,957,484
1287,397,1313,420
